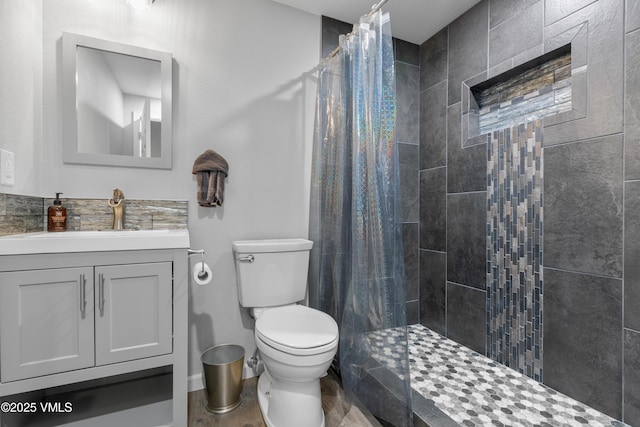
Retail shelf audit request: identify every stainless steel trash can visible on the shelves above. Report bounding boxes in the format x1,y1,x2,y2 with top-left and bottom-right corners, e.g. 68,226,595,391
201,344,244,414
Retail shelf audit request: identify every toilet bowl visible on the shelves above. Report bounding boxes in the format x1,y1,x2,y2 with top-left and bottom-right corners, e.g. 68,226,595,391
254,305,338,427
232,239,339,427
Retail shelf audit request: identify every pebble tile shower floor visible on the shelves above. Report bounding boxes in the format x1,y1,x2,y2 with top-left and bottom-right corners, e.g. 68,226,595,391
369,324,627,427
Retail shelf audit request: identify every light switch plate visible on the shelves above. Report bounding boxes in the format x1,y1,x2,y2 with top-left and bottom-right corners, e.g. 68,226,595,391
0,149,15,186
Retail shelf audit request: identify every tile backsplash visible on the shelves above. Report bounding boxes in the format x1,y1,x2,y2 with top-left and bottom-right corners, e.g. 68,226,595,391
0,194,44,236
0,193,187,236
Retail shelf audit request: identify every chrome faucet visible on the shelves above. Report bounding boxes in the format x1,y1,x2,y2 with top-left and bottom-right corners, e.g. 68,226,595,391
107,188,125,230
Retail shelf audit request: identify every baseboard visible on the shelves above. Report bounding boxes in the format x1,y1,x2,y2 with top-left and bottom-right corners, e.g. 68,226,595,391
188,373,204,393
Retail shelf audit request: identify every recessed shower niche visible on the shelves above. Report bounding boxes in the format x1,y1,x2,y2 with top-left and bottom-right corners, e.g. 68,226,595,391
462,44,579,147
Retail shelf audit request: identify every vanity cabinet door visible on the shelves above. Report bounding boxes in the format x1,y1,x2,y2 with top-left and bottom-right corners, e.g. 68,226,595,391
0,267,95,382
94,262,172,366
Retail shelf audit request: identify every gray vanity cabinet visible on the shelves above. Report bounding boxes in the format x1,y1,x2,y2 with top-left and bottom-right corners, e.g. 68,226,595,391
0,231,190,426
0,261,173,383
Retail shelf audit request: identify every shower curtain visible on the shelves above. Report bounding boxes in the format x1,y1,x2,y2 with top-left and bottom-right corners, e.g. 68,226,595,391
309,10,413,426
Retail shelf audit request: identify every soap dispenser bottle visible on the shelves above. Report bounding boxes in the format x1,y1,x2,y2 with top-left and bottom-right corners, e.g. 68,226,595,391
47,193,67,232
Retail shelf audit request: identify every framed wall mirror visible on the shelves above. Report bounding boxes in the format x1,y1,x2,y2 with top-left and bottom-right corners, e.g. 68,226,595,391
62,33,173,169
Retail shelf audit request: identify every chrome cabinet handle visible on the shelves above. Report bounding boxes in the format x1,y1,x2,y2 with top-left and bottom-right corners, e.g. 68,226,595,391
80,274,86,319
236,255,255,263
98,273,105,317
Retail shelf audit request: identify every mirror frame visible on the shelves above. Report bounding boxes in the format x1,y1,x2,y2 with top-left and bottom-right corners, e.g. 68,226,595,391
62,32,173,169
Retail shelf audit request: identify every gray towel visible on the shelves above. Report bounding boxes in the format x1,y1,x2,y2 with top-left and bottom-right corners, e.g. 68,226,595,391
192,150,229,207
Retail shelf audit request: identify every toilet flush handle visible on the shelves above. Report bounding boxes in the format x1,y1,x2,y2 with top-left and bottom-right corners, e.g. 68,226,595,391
237,255,255,263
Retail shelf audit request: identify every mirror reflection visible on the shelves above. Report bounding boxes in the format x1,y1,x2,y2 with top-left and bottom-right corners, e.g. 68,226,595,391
76,46,162,158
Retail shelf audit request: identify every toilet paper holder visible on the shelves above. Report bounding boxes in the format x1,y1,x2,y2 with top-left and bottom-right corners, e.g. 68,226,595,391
188,249,209,281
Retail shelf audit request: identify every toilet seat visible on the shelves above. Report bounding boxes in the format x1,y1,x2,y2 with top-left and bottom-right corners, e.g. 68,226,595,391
256,305,338,356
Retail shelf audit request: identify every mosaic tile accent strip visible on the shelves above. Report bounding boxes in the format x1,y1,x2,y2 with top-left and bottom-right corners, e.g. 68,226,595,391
476,52,571,107
367,325,626,427
0,193,44,236
42,197,188,231
475,51,572,137
0,193,187,236
487,121,543,381
478,80,571,135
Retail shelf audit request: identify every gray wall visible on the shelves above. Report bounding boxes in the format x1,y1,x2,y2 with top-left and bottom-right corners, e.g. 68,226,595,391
0,0,43,196
419,0,639,422
396,39,420,325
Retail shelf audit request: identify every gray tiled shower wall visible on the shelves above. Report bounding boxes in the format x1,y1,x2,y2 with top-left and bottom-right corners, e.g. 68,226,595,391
321,16,421,325
420,0,638,424
0,193,187,236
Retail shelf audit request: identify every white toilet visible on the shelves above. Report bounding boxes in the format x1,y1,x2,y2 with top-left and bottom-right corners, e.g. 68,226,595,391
232,238,339,427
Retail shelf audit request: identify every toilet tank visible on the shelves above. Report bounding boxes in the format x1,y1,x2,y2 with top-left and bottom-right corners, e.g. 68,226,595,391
232,238,313,308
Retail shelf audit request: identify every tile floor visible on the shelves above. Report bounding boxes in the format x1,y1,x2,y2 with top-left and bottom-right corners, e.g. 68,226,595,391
190,324,630,426
368,324,628,427
188,368,380,426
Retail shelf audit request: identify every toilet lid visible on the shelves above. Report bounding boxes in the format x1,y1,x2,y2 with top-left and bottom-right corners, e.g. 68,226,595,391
255,305,338,350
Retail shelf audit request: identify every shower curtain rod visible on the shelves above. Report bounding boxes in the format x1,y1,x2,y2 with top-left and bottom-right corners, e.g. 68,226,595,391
325,0,390,60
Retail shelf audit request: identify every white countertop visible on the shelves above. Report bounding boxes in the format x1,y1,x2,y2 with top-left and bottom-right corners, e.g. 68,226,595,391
0,229,190,255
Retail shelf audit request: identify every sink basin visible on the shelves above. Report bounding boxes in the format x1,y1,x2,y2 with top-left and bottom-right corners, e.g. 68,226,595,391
0,229,190,255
